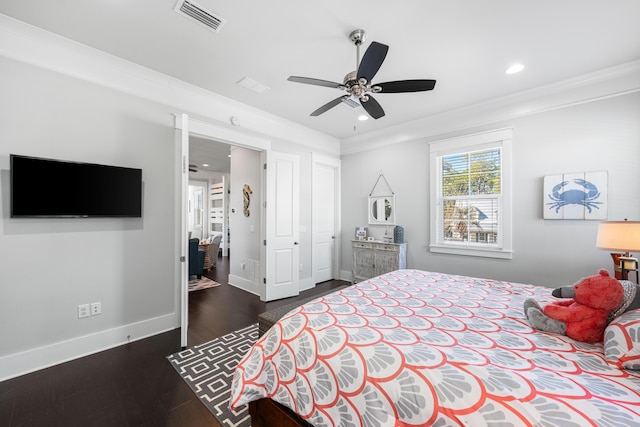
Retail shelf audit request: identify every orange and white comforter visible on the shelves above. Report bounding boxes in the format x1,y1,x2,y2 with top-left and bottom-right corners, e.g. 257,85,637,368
230,270,640,426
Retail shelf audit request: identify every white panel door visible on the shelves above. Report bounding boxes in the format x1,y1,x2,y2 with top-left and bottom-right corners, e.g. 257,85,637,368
264,151,300,301
177,114,189,348
312,156,339,283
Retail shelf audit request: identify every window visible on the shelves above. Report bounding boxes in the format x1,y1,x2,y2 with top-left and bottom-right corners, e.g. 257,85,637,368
429,129,512,259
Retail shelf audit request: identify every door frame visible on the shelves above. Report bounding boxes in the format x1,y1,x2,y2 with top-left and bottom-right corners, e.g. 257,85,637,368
174,115,271,346
311,153,341,284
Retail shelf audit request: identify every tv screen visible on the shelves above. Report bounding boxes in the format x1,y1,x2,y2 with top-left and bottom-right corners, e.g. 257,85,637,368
11,154,142,218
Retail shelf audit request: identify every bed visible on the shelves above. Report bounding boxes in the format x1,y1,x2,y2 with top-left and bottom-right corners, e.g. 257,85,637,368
230,269,640,426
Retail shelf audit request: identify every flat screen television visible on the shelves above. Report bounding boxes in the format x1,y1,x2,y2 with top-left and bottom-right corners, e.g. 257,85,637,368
11,154,143,218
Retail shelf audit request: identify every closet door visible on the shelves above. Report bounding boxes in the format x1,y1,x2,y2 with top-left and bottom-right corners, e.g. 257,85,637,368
263,151,300,301
312,154,340,284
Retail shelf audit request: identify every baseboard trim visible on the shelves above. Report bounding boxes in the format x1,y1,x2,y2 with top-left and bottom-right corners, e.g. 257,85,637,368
228,274,260,296
227,275,317,298
0,313,178,382
299,276,315,292
339,269,353,283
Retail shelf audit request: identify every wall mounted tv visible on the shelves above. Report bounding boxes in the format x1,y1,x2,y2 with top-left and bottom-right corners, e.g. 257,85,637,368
11,154,143,218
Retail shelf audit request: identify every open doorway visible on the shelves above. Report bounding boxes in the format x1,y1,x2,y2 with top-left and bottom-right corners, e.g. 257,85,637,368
175,115,302,347
188,136,231,257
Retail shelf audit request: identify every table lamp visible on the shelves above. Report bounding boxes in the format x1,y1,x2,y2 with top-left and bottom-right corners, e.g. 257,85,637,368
596,220,640,275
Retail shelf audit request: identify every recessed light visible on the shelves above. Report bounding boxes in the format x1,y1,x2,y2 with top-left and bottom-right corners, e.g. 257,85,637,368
505,64,525,75
202,163,209,167
358,114,369,121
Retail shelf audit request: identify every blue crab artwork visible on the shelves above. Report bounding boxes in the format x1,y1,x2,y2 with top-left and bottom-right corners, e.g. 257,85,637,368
546,178,602,213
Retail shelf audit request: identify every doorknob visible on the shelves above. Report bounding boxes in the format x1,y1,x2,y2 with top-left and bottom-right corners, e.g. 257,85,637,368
294,242,299,245
331,236,335,239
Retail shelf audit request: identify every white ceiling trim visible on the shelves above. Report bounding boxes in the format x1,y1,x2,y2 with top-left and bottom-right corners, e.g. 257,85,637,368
0,13,340,156
175,115,271,152
1,12,637,159
341,60,640,155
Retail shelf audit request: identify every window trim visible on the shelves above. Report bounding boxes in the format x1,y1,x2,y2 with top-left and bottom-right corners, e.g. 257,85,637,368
429,128,513,259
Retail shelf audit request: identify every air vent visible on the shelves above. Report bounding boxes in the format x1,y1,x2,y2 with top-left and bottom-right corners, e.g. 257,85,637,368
174,0,227,33
237,77,270,94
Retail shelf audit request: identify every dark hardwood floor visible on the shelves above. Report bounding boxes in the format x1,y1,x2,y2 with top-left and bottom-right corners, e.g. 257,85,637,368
0,254,349,427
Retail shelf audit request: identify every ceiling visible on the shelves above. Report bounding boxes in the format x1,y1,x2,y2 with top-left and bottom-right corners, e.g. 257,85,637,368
2,0,640,170
189,136,230,174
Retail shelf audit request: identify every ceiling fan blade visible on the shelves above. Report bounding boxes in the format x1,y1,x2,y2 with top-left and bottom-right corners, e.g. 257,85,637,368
376,79,437,93
288,76,343,89
357,41,388,83
310,96,348,116
361,95,385,119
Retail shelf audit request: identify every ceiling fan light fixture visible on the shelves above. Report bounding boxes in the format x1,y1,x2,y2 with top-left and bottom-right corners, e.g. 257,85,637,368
505,63,525,75
342,97,360,109
288,28,436,120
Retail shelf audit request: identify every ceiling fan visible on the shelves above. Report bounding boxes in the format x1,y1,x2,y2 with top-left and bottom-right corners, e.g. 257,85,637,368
288,29,436,120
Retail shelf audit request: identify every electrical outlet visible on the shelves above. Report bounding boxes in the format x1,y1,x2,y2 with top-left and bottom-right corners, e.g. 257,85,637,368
90,302,102,316
78,304,90,319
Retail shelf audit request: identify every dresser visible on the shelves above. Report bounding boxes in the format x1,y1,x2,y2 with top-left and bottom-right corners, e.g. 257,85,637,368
352,240,407,283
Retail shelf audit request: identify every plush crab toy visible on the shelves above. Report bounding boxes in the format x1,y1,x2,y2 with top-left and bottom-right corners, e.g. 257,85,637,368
524,269,625,343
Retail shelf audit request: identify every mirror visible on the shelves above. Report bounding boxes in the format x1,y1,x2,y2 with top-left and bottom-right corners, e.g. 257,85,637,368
368,195,395,225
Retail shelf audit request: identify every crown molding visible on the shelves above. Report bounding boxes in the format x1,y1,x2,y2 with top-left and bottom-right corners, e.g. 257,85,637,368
2,13,637,159
341,60,640,155
0,13,341,155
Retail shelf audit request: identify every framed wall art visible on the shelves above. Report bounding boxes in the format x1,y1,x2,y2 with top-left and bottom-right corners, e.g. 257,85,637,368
543,171,607,220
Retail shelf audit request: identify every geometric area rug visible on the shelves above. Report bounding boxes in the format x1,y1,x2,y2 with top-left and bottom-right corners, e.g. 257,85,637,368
167,323,258,427
188,276,221,292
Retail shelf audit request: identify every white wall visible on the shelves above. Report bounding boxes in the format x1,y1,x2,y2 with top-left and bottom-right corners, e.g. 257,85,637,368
0,16,341,380
0,57,177,379
341,92,640,287
228,147,262,292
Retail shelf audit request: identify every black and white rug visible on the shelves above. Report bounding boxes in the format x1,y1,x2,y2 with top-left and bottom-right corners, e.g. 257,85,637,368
167,323,258,427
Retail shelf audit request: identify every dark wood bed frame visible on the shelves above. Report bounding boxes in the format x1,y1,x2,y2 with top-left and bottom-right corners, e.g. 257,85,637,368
249,399,311,427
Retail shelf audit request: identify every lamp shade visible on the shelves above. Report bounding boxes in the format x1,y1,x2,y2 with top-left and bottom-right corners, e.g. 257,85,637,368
596,221,640,252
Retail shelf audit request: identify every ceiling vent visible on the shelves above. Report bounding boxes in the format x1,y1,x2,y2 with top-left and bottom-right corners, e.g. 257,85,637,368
174,0,227,33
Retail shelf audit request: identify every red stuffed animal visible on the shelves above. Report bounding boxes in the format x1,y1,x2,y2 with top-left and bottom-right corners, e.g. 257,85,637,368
524,269,624,343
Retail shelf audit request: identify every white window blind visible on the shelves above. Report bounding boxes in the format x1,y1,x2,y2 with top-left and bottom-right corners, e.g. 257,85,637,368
430,129,512,259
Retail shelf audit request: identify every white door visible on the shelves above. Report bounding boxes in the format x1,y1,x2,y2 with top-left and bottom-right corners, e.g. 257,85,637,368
312,154,340,283
263,151,300,301
177,114,189,348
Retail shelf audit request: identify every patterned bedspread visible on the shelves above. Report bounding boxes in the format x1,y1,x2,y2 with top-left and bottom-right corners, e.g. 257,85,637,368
230,270,640,426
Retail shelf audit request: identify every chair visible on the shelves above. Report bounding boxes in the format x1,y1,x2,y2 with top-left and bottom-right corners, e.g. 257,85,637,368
209,234,223,268
188,238,205,279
